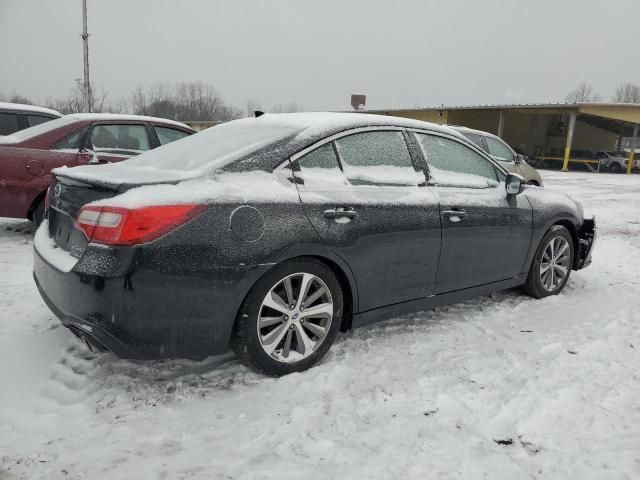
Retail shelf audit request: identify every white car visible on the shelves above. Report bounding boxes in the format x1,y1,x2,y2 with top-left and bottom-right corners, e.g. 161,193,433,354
594,151,637,173
0,102,62,135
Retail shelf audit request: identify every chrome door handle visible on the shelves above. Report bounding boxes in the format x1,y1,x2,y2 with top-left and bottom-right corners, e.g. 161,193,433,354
324,207,358,219
442,209,468,222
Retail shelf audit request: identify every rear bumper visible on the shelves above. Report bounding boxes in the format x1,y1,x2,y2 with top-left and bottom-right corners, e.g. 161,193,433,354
575,217,596,270
33,244,269,360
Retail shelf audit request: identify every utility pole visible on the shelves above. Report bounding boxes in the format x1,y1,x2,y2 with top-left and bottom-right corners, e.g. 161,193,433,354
81,0,91,112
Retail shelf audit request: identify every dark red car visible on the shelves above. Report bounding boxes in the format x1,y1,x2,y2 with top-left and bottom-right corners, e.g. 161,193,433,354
0,114,195,224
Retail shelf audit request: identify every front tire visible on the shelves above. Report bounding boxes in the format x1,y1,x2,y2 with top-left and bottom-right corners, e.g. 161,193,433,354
231,258,343,376
523,225,574,299
609,163,622,173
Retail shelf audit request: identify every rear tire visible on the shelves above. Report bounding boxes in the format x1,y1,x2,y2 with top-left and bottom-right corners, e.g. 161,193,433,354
31,199,45,227
231,258,343,376
609,163,622,173
523,225,574,299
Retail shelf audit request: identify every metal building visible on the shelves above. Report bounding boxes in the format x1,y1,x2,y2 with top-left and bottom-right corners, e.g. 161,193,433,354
369,103,640,174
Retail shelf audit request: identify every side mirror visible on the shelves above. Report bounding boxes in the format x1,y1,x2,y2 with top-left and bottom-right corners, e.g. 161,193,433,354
505,173,525,196
514,154,525,165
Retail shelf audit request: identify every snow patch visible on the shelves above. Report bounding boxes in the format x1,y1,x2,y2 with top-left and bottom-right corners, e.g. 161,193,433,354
33,220,77,272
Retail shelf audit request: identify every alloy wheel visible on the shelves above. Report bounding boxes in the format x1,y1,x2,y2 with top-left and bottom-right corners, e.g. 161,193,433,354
539,236,571,292
257,272,333,363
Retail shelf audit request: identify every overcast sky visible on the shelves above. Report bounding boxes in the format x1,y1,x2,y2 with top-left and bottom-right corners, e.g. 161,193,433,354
1,0,638,111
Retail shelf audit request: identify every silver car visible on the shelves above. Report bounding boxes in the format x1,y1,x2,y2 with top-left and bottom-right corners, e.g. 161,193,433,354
451,126,543,186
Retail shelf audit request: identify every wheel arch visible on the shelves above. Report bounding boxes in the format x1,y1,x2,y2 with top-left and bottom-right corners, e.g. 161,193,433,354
232,252,359,338
553,219,579,266
306,255,356,332
27,189,47,221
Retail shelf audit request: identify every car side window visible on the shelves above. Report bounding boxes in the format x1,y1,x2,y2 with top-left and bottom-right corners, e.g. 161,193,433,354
155,126,190,146
335,131,424,186
294,143,347,188
485,136,515,162
414,133,500,188
27,115,53,127
0,112,19,135
462,132,489,153
90,124,150,155
53,131,83,150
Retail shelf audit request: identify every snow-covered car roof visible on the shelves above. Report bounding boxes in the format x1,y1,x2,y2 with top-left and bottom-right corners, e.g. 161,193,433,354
55,112,464,186
447,124,502,140
0,102,62,117
0,113,193,145
62,113,193,130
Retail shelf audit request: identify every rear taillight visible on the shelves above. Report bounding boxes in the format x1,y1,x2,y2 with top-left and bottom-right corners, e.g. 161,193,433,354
75,204,206,246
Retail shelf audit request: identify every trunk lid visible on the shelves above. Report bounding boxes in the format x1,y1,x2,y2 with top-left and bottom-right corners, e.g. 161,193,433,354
48,175,121,257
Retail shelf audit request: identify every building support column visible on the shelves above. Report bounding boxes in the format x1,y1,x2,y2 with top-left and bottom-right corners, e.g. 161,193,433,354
616,122,624,152
497,111,505,138
626,124,638,175
562,112,577,172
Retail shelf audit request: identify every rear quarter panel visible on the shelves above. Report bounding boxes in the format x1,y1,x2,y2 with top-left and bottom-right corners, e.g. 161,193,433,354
0,147,78,218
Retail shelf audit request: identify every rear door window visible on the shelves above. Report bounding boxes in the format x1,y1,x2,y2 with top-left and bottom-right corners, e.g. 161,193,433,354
155,126,191,145
294,143,347,188
27,115,53,127
485,136,515,162
335,131,424,186
0,112,19,135
415,133,501,188
90,124,150,155
53,131,83,150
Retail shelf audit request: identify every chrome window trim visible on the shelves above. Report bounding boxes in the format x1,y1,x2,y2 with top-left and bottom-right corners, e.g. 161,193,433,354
289,126,406,163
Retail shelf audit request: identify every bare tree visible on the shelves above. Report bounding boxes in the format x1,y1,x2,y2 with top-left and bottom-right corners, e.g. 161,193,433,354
271,102,305,113
246,99,263,117
46,84,108,114
129,82,243,121
8,94,33,105
565,82,600,103
612,82,640,103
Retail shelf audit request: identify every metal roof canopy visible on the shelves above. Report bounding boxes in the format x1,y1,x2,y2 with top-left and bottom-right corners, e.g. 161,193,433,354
369,102,640,125
367,102,640,173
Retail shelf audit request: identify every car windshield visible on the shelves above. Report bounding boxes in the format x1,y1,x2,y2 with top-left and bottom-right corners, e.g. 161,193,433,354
3,115,79,143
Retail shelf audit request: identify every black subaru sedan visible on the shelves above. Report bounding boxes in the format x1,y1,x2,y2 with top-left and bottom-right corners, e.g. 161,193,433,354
34,113,595,375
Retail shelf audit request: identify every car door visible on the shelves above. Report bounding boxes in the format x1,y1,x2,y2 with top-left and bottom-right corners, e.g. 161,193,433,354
78,122,152,164
291,129,441,312
412,131,532,293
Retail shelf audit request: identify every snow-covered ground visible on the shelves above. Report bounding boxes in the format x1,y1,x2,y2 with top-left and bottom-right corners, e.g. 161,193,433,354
1,171,639,480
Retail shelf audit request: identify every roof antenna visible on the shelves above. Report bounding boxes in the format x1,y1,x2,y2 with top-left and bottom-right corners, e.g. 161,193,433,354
254,110,265,118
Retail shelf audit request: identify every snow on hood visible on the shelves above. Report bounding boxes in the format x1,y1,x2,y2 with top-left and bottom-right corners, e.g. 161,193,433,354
54,112,461,187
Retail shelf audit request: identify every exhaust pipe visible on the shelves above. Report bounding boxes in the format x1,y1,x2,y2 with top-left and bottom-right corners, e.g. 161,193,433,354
81,335,95,353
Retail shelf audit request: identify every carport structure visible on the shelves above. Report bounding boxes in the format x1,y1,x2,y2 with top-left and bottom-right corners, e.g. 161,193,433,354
369,103,640,174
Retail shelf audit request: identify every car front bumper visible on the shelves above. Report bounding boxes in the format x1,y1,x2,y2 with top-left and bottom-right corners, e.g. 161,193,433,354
575,217,596,270
33,244,269,360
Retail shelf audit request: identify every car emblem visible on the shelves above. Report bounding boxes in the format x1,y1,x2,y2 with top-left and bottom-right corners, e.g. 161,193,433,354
53,184,62,197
